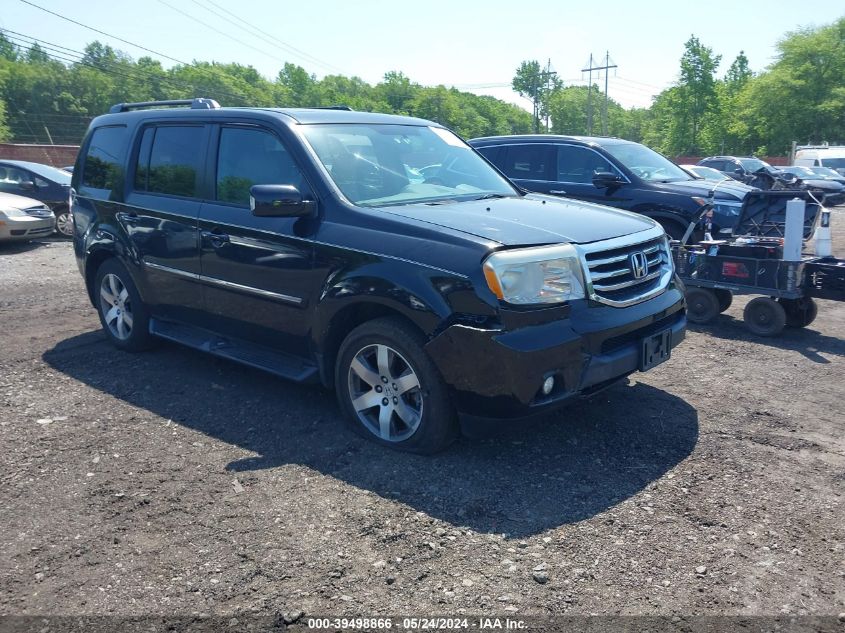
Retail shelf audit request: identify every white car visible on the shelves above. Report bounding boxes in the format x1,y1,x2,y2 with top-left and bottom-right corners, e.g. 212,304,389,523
0,192,56,242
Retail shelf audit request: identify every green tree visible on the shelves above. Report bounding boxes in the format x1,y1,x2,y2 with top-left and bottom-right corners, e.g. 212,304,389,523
678,35,721,154
512,60,560,133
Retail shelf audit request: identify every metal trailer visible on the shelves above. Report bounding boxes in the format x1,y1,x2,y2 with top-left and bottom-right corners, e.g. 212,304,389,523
671,190,845,336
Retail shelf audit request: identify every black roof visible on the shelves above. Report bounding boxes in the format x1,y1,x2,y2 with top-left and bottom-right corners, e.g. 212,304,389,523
91,105,436,128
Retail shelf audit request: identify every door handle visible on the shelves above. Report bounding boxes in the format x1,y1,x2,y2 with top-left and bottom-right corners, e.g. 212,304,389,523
201,230,230,248
549,189,567,195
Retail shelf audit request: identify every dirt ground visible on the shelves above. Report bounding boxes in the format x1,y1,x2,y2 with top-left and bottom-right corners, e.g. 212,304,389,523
1,211,843,624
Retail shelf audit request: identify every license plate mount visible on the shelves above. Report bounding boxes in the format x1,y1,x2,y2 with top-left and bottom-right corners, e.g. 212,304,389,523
641,328,672,371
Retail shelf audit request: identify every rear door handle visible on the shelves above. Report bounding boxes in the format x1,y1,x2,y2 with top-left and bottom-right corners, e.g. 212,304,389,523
549,189,567,195
201,230,230,248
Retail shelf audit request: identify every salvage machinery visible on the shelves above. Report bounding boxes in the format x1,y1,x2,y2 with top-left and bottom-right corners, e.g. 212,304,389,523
671,190,845,336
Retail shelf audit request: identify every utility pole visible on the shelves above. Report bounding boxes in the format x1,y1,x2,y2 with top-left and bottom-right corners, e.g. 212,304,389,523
582,52,617,135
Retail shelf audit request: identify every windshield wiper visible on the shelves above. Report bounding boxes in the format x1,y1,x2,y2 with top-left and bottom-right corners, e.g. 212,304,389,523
472,193,509,200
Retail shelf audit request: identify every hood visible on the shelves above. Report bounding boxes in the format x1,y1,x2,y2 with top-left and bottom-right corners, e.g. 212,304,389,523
800,179,844,191
649,178,751,200
0,191,47,210
379,194,657,246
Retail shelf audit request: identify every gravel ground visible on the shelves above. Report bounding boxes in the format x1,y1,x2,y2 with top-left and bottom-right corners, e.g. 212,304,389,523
1,213,843,622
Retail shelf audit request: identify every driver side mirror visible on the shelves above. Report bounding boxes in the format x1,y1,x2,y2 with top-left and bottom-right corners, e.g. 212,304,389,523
592,170,624,188
19,180,36,191
250,184,315,217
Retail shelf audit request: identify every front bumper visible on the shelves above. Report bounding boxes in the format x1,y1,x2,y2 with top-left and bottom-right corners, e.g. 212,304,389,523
0,216,55,241
425,283,686,420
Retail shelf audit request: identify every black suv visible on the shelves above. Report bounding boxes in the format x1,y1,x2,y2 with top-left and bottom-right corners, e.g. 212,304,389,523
71,99,686,453
469,135,750,239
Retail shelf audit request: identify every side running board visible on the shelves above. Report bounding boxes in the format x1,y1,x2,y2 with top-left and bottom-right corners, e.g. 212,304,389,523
149,318,319,383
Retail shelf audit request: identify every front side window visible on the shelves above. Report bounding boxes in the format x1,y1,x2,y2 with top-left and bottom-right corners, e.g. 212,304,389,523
80,126,128,199
300,124,517,207
135,125,205,198
556,145,619,183
216,127,305,206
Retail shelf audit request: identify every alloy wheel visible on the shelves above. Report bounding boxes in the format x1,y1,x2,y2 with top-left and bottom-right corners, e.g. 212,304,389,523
347,343,423,442
99,273,133,340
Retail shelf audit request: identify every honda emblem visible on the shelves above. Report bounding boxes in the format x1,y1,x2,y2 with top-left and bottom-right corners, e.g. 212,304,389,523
629,251,649,279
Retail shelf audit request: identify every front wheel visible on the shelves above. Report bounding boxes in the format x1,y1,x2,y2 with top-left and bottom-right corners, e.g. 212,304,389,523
54,207,73,238
743,297,786,337
335,317,458,454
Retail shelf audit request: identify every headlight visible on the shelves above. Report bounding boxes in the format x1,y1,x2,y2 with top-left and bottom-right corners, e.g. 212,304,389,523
482,243,585,305
0,208,27,219
711,200,743,216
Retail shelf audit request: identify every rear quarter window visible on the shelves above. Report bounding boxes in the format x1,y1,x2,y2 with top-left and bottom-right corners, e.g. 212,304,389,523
79,125,128,200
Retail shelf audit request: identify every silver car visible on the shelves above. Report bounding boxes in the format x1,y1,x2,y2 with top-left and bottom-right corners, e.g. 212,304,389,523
0,192,56,242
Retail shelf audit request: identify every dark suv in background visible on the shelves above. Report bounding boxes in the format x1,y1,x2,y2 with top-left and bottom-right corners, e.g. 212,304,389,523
71,99,686,453
469,135,750,238
0,160,73,236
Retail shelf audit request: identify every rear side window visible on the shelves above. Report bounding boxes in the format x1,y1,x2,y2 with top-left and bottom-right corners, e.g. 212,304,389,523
135,125,205,198
500,144,553,181
216,127,305,206
80,125,128,199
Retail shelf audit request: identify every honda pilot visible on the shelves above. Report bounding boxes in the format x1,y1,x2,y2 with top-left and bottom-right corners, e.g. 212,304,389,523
71,99,686,453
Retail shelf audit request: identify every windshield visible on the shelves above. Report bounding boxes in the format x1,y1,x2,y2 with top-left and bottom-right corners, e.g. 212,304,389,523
691,165,731,181
300,124,517,207
810,166,842,178
17,162,71,185
602,142,691,182
784,165,816,178
737,157,770,172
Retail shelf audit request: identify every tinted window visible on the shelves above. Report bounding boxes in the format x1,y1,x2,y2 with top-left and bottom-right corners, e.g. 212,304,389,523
135,126,205,198
216,127,304,206
556,145,617,183
500,144,553,180
80,126,128,199
702,159,725,171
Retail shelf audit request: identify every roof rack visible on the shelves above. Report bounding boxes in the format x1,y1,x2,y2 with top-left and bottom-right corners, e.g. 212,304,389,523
109,98,221,114
308,105,353,111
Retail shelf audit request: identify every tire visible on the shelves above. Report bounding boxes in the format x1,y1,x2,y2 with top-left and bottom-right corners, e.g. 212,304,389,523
660,221,686,241
779,297,818,328
685,287,720,324
335,317,458,454
743,297,786,337
94,259,155,351
53,207,73,238
713,289,733,313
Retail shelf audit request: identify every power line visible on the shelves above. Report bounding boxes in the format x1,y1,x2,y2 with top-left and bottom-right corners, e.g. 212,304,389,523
3,29,252,103
18,0,191,66
194,0,346,74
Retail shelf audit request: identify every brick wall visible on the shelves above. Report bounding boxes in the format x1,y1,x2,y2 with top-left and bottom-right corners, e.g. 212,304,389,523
0,143,80,168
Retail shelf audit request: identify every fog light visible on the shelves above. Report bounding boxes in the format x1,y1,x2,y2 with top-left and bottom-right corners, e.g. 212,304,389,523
542,376,555,395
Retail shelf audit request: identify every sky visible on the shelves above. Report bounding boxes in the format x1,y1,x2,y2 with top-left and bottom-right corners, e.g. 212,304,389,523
3,0,844,111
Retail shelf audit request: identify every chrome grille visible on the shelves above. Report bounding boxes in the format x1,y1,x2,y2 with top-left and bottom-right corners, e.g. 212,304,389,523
580,228,673,307
24,205,53,218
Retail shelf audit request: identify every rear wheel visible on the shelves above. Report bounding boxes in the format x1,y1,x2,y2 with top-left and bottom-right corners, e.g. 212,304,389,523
94,259,155,351
779,297,818,328
685,288,720,324
743,297,786,337
335,317,458,454
713,289,733,313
